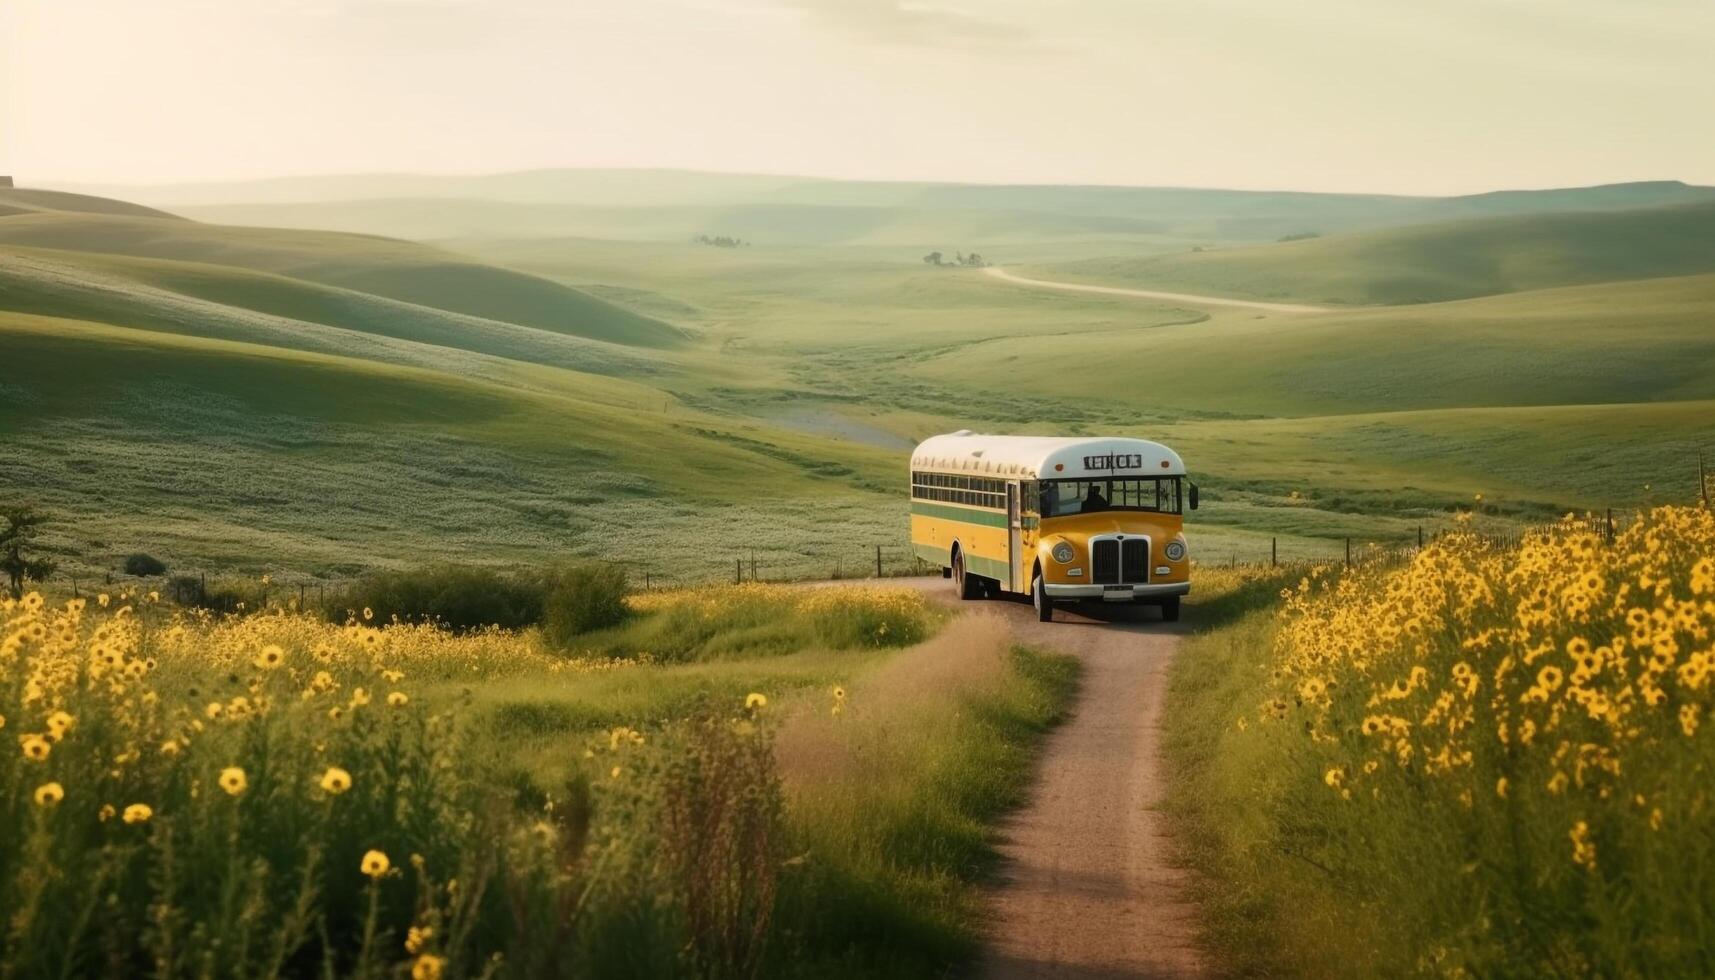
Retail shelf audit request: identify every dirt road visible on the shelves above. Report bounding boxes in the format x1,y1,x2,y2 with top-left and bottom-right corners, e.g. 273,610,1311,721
982,264,1332,315
901,578,1207,977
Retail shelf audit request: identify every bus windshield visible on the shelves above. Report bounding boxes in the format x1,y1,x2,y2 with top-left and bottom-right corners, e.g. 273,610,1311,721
1040,477,1182,517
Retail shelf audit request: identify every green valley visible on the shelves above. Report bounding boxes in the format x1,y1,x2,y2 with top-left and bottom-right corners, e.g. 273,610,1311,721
3,173,1710,582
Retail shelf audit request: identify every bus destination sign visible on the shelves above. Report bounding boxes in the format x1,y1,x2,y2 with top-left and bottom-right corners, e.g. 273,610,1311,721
1082,453,1144,470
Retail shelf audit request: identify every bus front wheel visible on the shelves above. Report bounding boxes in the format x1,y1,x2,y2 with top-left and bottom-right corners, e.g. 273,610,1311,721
953,551,982,600
1160,596,1181,622
1033,572,1054,622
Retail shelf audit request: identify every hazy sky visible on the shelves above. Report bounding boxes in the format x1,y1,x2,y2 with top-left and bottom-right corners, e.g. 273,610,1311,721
4,0,1712,194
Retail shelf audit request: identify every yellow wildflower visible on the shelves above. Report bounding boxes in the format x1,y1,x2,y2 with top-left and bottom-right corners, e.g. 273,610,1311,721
360,849,391,878
219,767,248,797
320,766,353,794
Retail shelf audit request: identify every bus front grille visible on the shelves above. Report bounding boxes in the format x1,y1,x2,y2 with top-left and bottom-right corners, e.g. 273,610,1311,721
1092,540,1119,584
1122,539,1149,583
1091,538,1149,585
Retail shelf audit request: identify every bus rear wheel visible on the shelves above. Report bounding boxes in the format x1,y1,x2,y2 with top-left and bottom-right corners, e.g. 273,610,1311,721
1033,572,1054,622
1160,596,1181,622
953,551,982,600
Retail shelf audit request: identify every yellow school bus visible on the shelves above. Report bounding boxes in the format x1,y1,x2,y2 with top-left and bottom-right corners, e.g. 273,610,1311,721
908,432,1198,621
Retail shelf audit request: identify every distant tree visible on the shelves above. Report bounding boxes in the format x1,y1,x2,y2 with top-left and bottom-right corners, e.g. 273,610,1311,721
1277,231,1321,242
124,553,168,577
922,251,944,266
1,505,56,599
963,252,986,267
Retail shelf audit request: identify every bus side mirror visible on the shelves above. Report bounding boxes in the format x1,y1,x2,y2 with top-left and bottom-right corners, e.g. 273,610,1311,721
1188,483,1200,511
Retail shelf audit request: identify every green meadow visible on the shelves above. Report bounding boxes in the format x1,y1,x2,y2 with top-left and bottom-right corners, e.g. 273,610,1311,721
3,171,1712,582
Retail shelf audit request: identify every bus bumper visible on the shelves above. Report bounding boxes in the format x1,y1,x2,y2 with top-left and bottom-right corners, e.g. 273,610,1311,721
1045,582,1191,602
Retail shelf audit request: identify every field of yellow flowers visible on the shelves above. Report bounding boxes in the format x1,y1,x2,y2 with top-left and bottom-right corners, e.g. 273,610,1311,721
1168,505,1715,977
0,581,1070,978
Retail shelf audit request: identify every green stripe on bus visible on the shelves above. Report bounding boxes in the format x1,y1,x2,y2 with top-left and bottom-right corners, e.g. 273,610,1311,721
909,501,1009,528
914,543,951,567
965,553,1012,582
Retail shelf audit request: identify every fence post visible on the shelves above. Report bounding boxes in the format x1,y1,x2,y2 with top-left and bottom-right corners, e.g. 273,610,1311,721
1701,450,1710,508
200,572,207,605
1606,508,1614,544
1271,537,1277,567
299,584,305,611
644,572,650,590
736,558,743,584
1345,537,1352,568
1417,525,1424,550
875,545,883,579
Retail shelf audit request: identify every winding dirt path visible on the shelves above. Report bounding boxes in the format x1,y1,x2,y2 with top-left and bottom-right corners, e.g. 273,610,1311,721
901,578,1207,978
982,264,1332,314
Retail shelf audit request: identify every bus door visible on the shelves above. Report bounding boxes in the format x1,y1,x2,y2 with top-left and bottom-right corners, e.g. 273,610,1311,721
1007,483,1022,592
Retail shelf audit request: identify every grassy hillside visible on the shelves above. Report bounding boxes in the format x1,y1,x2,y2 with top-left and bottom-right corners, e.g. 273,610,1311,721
0,186,182,219
175,198,1187,249
0,210,687,348
6,178,1712,579
0,246,665,380
937,273,1715,415
0,309,906,578
1031,201,1715,305
84,170,1715,243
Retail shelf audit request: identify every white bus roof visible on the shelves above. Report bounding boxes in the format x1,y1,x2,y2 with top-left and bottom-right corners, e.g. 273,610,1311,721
910,432,1186,480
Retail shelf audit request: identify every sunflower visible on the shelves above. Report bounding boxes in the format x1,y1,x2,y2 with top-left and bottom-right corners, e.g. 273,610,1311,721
320,766,353,794
360,849,391,878
33,782,64,807
219,767,248,797
21,735,51,762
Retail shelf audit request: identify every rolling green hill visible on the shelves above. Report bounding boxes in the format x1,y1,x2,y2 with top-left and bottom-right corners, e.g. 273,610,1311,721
0,187,182,220
77,170,1715,249
6,177,1713,577
0,246,663,380
914,272,1715,416
1029,201,1715,305
0,209,687,348
173,199,1182,248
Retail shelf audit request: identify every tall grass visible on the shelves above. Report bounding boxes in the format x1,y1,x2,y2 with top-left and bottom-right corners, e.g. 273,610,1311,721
1,583,1061,978
1166,505,1715,977
602,584,933,662
770,614,1079,976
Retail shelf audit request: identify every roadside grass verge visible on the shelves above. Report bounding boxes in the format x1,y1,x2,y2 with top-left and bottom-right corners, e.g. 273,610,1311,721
771,615,1080,976
1166,506,1715,977
1165,575,1385,976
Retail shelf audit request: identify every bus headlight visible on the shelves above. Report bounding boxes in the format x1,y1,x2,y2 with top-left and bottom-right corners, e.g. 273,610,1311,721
1051,541,1075,564
1165,540,1186,562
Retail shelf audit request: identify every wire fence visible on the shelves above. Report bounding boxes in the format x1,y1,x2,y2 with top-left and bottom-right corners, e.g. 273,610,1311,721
50,504,1679,613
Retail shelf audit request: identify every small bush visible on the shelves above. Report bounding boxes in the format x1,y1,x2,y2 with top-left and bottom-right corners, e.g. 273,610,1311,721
123,553,168,576
540,563,629,645
333,564,545,630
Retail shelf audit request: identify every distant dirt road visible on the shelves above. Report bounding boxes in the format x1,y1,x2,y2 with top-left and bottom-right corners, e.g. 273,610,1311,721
982,264,1332,314
902,578,1207,978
